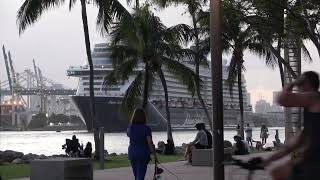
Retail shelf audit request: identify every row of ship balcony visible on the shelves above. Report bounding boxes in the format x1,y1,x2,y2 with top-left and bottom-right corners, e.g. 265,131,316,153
151,99,252,110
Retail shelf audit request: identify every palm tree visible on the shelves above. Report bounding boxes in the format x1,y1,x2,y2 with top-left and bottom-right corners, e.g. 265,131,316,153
199,0,313,137
104,5,201,145
153,0,213,132
16,0,131,159
221,1,254,139
200,0,279,138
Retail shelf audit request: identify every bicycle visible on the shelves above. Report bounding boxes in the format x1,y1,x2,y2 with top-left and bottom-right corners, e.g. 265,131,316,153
224,157,264,180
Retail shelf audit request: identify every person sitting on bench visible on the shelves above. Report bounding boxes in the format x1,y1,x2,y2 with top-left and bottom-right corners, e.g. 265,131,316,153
62,135,81,157
200,123,213,149
184,123,208,163
233,135,249,155
82,142,92,158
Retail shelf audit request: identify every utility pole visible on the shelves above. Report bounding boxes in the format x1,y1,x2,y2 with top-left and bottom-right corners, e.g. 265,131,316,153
210,0,224,179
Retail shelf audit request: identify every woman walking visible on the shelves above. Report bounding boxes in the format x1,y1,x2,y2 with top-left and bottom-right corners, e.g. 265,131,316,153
127,108,157,180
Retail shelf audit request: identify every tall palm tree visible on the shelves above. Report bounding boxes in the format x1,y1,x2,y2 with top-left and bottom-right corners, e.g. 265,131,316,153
200,0,283,138
16,0,131,159
104,5,201,144
153,0,213,132
223,0,313,138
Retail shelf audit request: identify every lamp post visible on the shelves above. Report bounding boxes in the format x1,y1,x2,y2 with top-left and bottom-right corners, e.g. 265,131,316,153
210,0,224,179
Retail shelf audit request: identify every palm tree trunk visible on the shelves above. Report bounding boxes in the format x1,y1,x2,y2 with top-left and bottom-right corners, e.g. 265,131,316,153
277,38,285,87
237,59,244,139
158,69,174,146
142,63,150,109
196,63,213,131
211,0,224,178
191,13,213,132
80,0,100,159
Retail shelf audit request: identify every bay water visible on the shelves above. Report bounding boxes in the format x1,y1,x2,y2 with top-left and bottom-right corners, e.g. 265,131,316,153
0,127,285,156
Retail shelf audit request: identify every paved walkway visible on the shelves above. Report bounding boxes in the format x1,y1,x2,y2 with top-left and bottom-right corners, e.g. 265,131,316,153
15,152,287,180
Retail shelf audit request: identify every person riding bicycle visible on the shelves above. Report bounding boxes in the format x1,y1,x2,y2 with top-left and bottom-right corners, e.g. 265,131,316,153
259,71,320,180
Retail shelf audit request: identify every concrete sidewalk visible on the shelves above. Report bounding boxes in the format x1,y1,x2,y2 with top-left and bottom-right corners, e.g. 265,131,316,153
15,152,282,180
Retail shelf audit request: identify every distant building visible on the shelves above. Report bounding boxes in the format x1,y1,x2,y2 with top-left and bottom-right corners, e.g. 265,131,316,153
270,91,283,112
255,99,271,114
247,93,251,105
272,91,280,105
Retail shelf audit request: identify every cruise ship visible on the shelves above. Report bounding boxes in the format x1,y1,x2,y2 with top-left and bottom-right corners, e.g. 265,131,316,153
67,43,252,132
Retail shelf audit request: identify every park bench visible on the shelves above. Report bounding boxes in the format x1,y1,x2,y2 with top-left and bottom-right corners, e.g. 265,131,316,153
192,147,233,166
31,158,93,180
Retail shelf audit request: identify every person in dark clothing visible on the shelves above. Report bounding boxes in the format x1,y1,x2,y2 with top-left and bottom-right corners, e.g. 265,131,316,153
127,108,157,180
164,139,175,155
62,135,81,157
83,142,92,158
233,135,249,155
273,129,282,149
200,123,213,149
71,135,81,156
259,71,320,180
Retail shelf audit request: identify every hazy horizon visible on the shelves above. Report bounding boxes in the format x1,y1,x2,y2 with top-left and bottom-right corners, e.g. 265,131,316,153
0,0,319,107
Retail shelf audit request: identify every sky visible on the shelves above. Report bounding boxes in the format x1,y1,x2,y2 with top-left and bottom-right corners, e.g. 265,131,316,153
0,0,319,108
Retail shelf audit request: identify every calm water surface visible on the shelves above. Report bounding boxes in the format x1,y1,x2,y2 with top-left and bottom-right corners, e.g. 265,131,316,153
0,127,285,155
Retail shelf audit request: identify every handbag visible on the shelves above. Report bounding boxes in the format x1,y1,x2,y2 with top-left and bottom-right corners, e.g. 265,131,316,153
153,159,164,180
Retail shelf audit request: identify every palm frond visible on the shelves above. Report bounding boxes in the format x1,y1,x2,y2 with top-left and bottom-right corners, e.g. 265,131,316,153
95,0,132,35
247,41,277,68
301,43,313,62
169,48,196,62
161,56,202,96
151,0,181,9
110,44,139,68
227,57,237,99
17,0,65,34
165,23,193,44
69,0,76,10
121,71,143,113
103,70,119,87
110,13,143,53
106,57,139,85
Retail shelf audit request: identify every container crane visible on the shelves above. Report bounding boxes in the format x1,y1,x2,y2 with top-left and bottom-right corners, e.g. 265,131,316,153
2,45,13,95
8,51,17,88
33,59,40,88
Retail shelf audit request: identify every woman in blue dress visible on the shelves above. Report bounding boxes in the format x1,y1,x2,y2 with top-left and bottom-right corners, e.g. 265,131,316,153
127,108,157,180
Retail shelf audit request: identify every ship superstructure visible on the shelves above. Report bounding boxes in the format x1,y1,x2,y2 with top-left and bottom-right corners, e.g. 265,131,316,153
67,43,252,132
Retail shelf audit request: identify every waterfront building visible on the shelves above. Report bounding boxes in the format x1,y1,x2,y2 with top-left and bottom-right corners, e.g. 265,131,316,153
255,99,271,114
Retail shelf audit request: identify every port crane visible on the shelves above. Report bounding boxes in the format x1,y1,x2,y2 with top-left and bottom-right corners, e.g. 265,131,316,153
1,45,76,115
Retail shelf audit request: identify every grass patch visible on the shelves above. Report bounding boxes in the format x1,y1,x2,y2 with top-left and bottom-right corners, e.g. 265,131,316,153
0,164,30,180
0,154,183,179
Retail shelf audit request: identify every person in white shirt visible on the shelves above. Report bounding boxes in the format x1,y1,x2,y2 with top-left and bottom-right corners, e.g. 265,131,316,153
245,123,253,147
184,123,208,163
